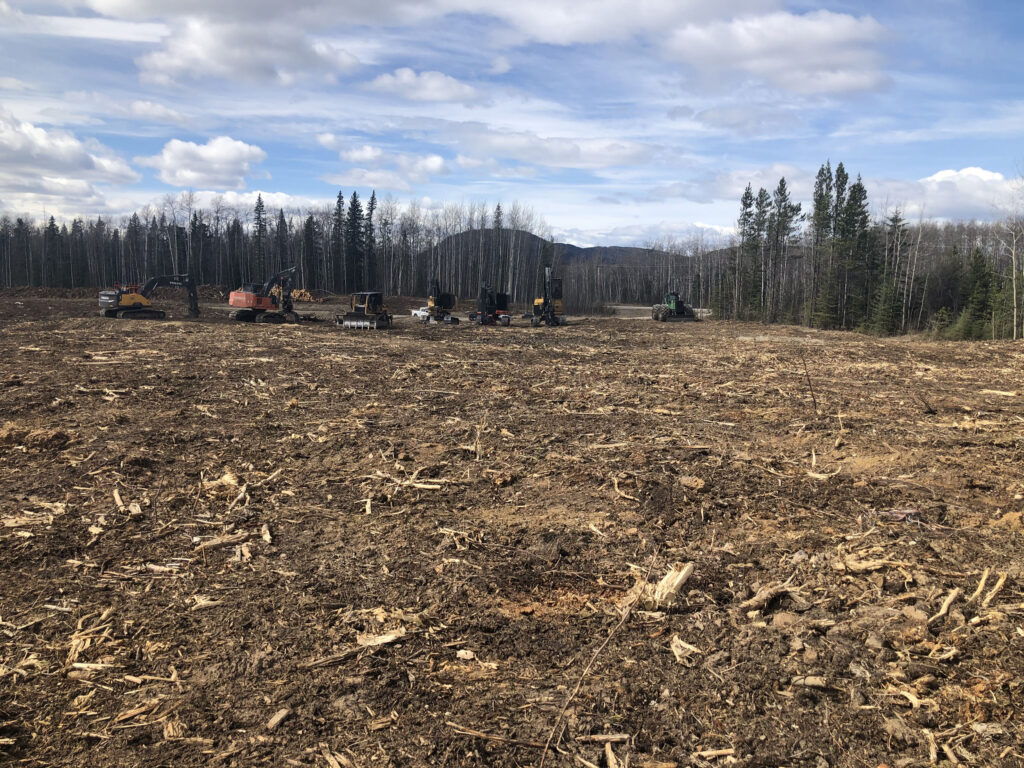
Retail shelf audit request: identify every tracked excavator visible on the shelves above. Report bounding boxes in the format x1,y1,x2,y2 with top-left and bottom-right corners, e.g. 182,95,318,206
98,274,200,320
423,277,459,324
337,292,392,329
468,283,512,326
524,266,564,326
228,266,301,323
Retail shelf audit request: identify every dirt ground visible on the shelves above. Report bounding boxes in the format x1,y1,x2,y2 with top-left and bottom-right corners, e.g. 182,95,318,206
1,291,1023,768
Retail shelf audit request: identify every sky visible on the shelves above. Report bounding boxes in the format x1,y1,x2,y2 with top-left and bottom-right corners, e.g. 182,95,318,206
0,0,1022,246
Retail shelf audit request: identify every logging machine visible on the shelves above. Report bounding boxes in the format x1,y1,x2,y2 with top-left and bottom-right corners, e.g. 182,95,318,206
228,266,300,323
98,274,200,320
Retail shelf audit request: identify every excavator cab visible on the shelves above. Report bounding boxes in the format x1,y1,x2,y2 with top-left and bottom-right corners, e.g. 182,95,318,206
338,292,392,329
469,283,511,326
99,274,200,319
229,266,299,323
425,278,459,324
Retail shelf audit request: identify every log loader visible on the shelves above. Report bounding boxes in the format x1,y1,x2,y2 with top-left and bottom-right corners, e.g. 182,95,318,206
423,277,459,324
524,266,564,326
98,274,200,320
468,283,511,326
228,266,300,323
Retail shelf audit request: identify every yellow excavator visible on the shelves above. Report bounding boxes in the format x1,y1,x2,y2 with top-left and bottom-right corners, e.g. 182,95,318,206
524,266,564,326
424,277,459,324
98,274,200,319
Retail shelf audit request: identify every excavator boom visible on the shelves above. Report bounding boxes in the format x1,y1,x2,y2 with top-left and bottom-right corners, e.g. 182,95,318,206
99,273,200,319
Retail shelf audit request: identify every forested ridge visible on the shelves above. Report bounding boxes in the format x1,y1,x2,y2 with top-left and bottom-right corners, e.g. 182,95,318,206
2,162,1022,338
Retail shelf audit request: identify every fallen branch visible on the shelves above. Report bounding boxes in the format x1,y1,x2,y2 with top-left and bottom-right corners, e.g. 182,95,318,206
612,477,640,503
928,588,961,625
982,572,1008,608
967,568,990,604
445,721,548,749
194,531,249,552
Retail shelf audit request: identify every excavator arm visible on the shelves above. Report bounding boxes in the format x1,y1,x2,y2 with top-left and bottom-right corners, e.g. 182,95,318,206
139,273,200,317
260,266,299,312
260,266,299,297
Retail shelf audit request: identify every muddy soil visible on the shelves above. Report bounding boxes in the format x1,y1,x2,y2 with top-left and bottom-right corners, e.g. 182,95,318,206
1,293,1023,768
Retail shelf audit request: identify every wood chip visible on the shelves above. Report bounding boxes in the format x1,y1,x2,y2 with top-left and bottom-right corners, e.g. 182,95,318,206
194,531,249,552
266,707,292,731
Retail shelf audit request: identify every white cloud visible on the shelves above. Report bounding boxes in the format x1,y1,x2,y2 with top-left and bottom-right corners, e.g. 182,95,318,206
0,110,138,183
0,110,140,217
137,19,361,85
871,167,1020,221
325,168,414,192
129,100,186,124
342,144,384,163
668,10,887,94
450,123,653,169
366,68,479,103
489,55,511,75
136,136,266,188
455,154,487,169
476,0,775,45
326,151,448,191
0,77,31,91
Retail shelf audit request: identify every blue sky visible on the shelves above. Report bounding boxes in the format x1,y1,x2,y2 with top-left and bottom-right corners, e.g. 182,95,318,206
0,0,1022,245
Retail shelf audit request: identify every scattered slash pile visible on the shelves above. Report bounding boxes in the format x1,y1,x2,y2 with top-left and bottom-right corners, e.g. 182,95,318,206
1,293,1023,768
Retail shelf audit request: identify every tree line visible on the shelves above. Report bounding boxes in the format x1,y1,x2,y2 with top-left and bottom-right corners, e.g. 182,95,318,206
0,192,571,308
1,173,1022,337
692,161,1023,339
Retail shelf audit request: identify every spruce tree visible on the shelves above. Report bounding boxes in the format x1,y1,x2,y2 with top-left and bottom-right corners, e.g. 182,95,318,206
364,191,377,289
345,191,364,290
253,194,267,276
735,184,755,319
274,209,289,273
302,215,321,289
949,248,993,339
332,192,346,292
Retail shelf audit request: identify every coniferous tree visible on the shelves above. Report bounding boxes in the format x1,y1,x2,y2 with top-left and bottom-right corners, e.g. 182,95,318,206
253,194,267,277
274,209,289,274
345,191,364,290
949,248,993,339
301,214,321,289
331,192,346,293
364,190,377,288
734,184,755,319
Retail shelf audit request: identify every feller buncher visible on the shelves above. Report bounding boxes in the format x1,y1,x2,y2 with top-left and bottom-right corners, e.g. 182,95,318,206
337,292,392,329
468,283,512,326
651,292,698,322
98,274,200,319
524,266,564,326
423,278,459,324
228,266,301,323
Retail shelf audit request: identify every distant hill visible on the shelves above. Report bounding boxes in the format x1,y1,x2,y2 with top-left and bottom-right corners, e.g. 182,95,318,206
423,228,674,266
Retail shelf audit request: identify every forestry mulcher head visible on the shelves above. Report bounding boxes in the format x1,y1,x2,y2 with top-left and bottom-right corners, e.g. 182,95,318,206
337,292,393,329
98,274,200,320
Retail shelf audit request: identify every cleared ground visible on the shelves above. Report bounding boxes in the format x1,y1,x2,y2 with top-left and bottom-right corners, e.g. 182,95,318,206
2,293,1023,768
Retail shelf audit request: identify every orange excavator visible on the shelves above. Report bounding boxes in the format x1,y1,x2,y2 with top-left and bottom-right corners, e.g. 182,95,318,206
228,266,300,323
